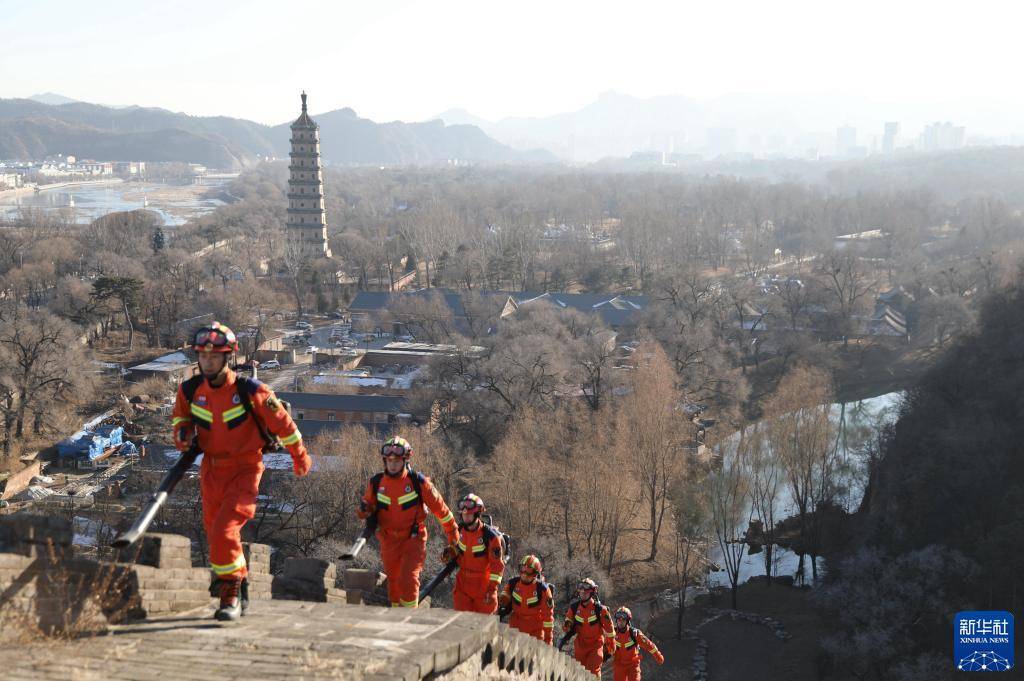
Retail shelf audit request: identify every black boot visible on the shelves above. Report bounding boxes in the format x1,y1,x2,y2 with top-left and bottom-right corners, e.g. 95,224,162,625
214,576,243,622
240,577,250,616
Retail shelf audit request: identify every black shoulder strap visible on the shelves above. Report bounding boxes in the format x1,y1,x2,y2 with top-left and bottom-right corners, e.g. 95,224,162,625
236,377,273,448
482,524,501,546
507,576,520,592
371,472,384,490
408,468,424,497
535,580,548,596
181,375,203,404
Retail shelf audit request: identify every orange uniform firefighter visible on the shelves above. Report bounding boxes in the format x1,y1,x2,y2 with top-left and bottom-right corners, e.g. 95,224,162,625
445,493,504,614
610,607,664,681
563,578,615,678
357,437,459,607
499,554,554,643
171,322,311,621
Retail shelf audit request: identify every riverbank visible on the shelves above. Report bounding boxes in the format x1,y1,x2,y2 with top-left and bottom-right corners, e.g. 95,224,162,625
0,179,224,225
35,178,124,192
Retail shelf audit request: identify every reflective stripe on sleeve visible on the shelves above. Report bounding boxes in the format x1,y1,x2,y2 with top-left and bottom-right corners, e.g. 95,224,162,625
280,430,302,446
489,573,502,582
171,416,189,426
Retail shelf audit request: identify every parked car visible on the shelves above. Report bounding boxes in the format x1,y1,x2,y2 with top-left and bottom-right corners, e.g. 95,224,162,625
295,321,313,330
396,335,415,342
261,360,281,370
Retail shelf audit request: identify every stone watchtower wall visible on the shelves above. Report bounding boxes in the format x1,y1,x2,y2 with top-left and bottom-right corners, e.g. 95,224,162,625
0,515,592,681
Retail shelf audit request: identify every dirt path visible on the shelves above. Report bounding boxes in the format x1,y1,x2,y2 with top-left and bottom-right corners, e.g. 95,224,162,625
642,581,827,681
702,618,781,681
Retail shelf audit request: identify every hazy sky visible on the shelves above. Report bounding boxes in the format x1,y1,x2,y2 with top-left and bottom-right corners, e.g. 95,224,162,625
2,0,1022,125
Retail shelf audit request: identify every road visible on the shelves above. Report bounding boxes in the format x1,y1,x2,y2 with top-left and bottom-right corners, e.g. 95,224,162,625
261,363,307,391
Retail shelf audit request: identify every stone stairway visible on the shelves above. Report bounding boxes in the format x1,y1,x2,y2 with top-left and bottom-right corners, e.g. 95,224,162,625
0,514,591,680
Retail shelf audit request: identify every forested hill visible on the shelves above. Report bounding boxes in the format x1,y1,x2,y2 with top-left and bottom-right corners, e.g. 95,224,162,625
863,276,1023,562
821,275,1024,678
0,98,552,168
268,107,555,165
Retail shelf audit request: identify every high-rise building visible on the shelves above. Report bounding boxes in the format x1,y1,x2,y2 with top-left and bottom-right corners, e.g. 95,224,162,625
882,122,899,154
287,92,332,259
921,122,966,151
836,125,857,157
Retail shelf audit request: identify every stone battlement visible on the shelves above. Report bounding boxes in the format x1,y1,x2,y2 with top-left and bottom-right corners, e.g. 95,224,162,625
1,515,591,680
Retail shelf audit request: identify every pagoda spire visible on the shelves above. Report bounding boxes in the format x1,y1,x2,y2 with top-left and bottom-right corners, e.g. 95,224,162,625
301,90,307,113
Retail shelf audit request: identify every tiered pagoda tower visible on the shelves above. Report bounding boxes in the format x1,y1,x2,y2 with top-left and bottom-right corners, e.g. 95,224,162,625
286,91,332,258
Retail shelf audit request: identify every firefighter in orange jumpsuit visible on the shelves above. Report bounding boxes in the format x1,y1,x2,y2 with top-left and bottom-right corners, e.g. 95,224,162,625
499,554,554,643
172,322,311,621
562,578,615,678
610,606,664,681
357,436,459,607
445,493,504,614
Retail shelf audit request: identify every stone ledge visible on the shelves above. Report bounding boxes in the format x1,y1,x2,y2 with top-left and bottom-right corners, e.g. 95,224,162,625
5,600,594,680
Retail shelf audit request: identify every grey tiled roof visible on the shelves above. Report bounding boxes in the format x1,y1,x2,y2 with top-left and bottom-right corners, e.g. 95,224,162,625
348,289,646,328
277,392,407,413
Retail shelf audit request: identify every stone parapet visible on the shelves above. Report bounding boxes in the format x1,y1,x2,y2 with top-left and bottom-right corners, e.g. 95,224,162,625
6,600,594,680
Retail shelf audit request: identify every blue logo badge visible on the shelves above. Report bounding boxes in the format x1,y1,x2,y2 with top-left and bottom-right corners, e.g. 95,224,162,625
955,611,1014,672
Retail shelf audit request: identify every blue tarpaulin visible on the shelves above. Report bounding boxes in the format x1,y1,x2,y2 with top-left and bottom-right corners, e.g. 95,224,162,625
58,425,125,460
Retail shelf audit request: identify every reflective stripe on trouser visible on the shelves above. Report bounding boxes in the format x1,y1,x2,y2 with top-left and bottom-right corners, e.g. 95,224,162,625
574,640,606,677
201,455,264,581
380,533,427,607
453,587,498,614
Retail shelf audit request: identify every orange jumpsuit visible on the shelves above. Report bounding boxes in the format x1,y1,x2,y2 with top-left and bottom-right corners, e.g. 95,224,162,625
500,577,554,643
171,370,306,581
612,627,664,681
452,523,504,613
564,600,615,677
359,468,458,607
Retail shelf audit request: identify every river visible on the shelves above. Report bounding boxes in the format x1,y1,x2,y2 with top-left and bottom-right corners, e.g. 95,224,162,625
0,180,229,225
707,390,903,587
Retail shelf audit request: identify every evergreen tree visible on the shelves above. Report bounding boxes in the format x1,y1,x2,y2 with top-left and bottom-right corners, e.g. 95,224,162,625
151,226,166,254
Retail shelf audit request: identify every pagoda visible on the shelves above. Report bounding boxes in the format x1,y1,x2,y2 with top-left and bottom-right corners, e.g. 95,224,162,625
286,91,332,258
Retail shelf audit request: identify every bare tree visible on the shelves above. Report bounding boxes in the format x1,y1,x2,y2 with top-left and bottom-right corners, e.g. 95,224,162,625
708,437,751,609
764,365,839,584
619,344,686,561
744,422,784,583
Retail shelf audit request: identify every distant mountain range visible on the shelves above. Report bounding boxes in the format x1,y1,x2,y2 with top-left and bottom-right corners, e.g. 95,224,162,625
0,96,553,168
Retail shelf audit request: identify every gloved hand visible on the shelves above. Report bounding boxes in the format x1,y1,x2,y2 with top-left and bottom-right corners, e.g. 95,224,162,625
174,424,196,451
292,447,312,477
483,589,497,606
654,651,665,665
356,500,372,520
562,620,572,633
441,544,460,563
604,641,615,658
